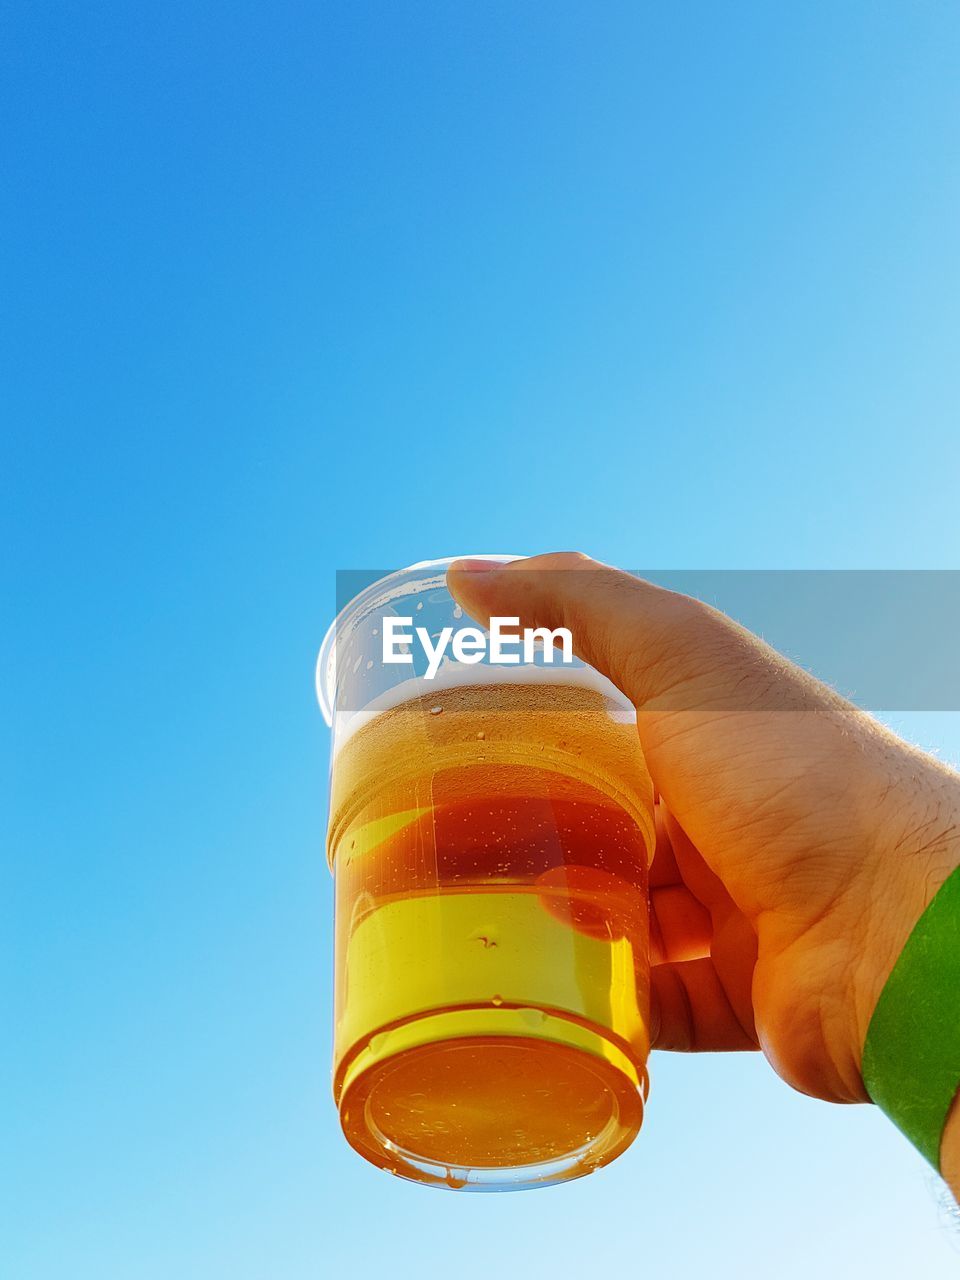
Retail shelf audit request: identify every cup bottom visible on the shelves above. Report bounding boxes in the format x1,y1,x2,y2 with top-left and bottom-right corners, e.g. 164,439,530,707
337,1009,647,1191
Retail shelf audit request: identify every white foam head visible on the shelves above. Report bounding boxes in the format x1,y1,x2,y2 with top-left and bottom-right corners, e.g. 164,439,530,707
330,661,636,755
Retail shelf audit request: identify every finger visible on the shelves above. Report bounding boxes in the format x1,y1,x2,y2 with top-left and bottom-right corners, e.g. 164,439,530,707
650,958,759,1053
660,804,759,1032
447,552,819,719
651,884,712,962
649,801,681,888
708,900,760,1043
661,803,736,912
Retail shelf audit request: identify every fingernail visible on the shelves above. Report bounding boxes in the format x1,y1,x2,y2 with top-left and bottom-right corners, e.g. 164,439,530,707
451,558,501,575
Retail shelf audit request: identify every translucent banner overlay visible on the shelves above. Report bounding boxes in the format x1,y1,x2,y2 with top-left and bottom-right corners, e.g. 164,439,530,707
326,568,960,714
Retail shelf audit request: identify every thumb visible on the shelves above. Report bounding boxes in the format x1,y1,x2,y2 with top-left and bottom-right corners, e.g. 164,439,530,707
447,552,820,718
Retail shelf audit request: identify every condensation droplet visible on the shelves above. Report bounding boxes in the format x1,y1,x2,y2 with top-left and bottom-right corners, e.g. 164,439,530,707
365,660,374,670
429,705,443,716
491,994,503,1006
416,601,424,611
476,730,486,740
453,604,463,619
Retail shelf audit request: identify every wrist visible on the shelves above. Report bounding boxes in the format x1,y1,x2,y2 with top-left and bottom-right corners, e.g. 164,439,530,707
845,766,960,1091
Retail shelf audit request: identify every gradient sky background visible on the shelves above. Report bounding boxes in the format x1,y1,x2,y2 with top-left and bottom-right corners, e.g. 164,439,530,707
4,3,960,1277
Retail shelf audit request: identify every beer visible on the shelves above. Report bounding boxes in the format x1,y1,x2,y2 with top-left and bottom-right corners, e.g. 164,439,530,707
327,668,655,1188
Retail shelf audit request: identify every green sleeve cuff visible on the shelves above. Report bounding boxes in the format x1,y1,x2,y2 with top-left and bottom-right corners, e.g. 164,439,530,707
861,864,960,1169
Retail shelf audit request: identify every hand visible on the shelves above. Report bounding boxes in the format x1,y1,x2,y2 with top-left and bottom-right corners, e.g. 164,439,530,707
447,553,960,1179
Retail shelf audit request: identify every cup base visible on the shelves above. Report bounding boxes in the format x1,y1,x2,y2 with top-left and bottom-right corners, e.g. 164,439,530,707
337,1009,647,1191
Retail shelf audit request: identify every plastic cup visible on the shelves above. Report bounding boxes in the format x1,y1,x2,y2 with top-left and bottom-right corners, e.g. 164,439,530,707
316,557,655,1190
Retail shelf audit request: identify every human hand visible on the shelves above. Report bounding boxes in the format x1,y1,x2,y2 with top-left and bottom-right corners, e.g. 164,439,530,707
447,552,960,1169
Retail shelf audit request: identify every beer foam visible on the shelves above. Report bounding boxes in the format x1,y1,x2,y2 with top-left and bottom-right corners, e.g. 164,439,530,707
331,661,636,754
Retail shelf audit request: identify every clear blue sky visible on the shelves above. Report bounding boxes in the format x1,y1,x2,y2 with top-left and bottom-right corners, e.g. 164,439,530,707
3,4,960,1277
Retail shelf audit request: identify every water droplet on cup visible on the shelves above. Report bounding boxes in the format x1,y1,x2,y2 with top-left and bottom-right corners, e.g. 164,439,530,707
429,706,443,716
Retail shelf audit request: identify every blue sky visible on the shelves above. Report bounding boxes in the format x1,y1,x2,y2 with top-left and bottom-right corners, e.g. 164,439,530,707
3,4,960,1276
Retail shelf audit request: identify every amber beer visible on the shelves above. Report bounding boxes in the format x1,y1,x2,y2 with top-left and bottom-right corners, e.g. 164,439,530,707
327,669,655,1189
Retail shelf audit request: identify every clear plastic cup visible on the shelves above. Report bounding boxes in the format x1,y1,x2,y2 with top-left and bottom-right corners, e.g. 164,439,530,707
316,557,655,1190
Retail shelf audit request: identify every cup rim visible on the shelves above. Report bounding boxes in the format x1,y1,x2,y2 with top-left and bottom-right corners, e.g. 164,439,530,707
314,554,524,725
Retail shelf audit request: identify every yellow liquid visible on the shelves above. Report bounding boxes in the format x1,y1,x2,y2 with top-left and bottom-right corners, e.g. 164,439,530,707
328,680,654,1188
